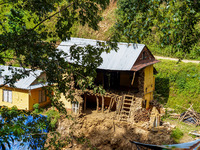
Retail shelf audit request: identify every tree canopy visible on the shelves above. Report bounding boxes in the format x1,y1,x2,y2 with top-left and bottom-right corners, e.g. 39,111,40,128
114,0,200,58
0,0,113,149
0,0,115,105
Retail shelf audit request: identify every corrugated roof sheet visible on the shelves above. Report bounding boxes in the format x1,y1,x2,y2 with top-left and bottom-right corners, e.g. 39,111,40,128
57,38,145,71
0,65,44,90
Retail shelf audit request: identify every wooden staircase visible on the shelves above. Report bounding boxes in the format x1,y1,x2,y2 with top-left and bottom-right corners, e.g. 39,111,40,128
119,95,134,121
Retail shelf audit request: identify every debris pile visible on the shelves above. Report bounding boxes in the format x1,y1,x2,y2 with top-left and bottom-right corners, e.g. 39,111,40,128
54,111,173,150
179,105,200,126
134,108,150,123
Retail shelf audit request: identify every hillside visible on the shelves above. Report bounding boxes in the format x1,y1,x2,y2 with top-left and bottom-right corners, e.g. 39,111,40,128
71,0,117,41
71,0,200,60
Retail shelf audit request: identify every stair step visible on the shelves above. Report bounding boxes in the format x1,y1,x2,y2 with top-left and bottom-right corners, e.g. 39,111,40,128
123,102,132,105
122,106,131,109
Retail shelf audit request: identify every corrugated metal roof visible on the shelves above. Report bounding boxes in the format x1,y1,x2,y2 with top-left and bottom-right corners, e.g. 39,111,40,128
0,65,44,90
57,38,145,71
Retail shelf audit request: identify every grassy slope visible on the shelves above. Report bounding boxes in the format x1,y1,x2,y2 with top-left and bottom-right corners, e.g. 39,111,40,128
154,60,200,112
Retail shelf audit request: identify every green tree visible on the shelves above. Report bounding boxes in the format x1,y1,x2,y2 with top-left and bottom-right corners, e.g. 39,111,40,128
0,0,114,149
114,0,200,59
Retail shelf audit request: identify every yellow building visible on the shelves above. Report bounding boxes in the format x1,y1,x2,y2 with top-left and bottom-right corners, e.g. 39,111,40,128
0,66,50,110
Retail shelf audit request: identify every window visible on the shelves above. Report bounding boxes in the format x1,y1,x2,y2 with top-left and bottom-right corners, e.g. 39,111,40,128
39,90,46,103
3,90,12,103
142,51,146,60
72,101,79,114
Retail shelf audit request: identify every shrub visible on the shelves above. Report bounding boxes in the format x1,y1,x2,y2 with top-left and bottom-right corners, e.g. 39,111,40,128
171,128,183,143
33,103,41,113
46,109,61,131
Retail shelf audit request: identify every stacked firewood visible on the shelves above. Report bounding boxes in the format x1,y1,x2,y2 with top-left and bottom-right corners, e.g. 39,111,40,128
179,105,200,126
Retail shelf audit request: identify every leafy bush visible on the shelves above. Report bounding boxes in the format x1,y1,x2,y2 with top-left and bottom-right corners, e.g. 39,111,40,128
33,103,43,114
46,109,61,131
171,128,183,143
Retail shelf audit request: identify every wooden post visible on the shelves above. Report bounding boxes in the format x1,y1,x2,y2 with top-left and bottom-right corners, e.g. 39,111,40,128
131,72,136,86
108,97,113,112
96,96,99,112
111,97,115,110
84,94,86,112
102,96,104,113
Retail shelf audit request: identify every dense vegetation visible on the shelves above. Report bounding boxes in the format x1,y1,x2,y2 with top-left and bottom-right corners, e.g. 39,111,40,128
154,60,200,112
0,0,113,149
115,0,200,60
114,0,200,60
71,0,200,60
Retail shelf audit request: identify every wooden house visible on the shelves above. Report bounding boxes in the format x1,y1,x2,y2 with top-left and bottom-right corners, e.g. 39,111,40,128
0,65,50,110
57,38,159,116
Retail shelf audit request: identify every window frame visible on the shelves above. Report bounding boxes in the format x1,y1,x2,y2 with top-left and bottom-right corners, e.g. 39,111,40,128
3,89,12,103
72,101,79,114
39,90,47,103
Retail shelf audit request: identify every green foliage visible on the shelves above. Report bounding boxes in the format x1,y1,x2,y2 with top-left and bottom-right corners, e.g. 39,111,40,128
114,0,200,59
171,128,183,143
46,109,61,131
0,106,48,149
154,60,200,112
32,103,43,114
0,0,113,148
0,0,112,96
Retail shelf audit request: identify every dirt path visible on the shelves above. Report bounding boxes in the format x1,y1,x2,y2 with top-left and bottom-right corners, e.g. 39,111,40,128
155,56,200,64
